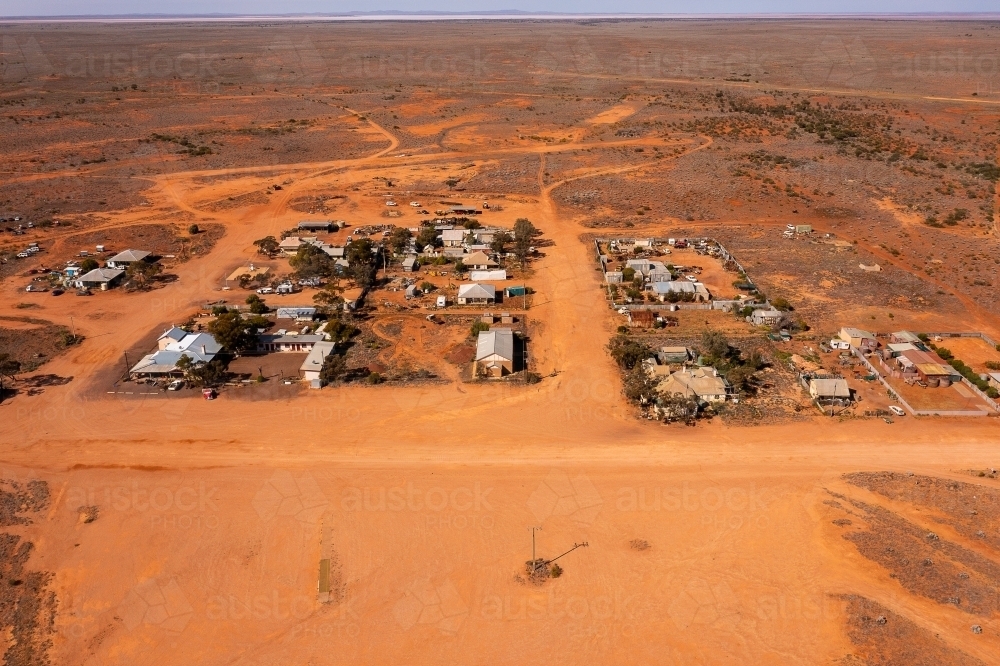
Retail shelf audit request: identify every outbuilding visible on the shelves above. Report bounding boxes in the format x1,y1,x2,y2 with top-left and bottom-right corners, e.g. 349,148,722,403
300,341,335,382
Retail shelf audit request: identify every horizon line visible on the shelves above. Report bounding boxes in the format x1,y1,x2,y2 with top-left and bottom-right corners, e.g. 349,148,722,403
3,11,1000,22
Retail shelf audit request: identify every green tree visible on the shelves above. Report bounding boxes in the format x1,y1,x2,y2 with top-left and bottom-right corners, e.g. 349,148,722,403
245,294,268,314
607,335,653,370
80,258,99,273
319,353,348,384
323,315,359,343
126,260,162,289
471,321,490,337
513,218,540,266
701,331,730,362
313,281,344,311
490,230,512,261
188,224,200,234
417,224,439,250
389,227,412,256
208,311,259,353
771,296,792,311
346,238,377,289
187,359,228,387
289,244,333,278
253,236,280,256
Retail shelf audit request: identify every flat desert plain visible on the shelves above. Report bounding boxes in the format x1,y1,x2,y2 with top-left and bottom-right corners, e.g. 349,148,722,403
1,18,1000,665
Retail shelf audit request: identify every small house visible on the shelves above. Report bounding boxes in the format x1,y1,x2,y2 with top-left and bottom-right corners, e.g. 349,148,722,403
605,272,623,284
808,378,851,404
457,283,496,305
656,367,729,403
279,237,306,255
839,327,878,351
475,328,514,377
129,329,222,378
106,249,152,269
505,285,527,298
464,251,498,271
75,267,125,290
436,295,447,308
405,284,418,299
402,255,418,272
441,230,466,247
750,308,783,327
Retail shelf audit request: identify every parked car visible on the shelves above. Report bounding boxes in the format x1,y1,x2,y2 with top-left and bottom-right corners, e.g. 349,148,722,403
385,201,397,206
889,406,905,417
409,201,421,207
51,288,64,296
685,275,698,282
256,287,274,294
76,289,92,296
167,379,185,391
16,252,29,258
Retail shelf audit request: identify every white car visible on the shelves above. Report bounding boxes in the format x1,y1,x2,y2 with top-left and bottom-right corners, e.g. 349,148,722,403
16,252,29,258
685,275,698,282
385,201,397,207
888,406,905,417
618,308,629,315
409,201,421,207
256,287,274,294
167,380,185,391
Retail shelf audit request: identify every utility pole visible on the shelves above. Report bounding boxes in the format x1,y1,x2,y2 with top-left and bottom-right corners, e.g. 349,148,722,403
123,350,130,382
70,316,76,341
529,526,542,566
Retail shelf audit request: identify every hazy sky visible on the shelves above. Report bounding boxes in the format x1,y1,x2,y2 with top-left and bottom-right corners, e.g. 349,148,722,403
3,0,998,18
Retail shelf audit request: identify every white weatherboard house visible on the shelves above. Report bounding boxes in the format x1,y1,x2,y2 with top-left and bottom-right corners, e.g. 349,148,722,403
129,327,222,378
256,334,325,353
475,329,514,377
750,308,783,326
105,249,151,269
75,267,125,290
457,283,496,305
441,229,466,247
